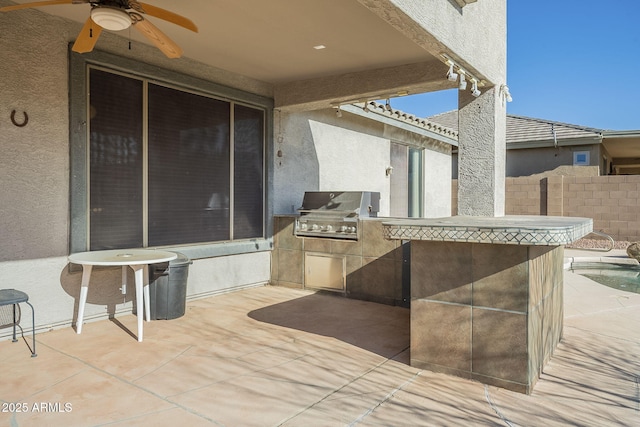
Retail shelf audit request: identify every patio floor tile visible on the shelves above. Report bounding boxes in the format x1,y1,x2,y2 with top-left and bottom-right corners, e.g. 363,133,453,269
1,252,639,426
8,368,176,427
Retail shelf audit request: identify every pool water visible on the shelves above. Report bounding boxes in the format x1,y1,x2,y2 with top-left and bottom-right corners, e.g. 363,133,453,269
571,263,640,294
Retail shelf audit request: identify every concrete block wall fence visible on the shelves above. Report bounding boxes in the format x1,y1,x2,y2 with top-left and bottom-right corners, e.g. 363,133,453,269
452,175,640,243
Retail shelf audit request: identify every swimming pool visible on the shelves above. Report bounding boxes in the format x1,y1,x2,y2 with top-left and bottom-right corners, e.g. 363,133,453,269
570,260,640,294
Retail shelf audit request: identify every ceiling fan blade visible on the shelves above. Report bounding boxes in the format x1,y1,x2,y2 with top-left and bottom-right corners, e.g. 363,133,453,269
0,0,84,13
72,17,102,53
133,18,183,59
137,2,198,32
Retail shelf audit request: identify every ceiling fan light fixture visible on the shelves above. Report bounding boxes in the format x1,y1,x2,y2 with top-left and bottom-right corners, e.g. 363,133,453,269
91,7,132,31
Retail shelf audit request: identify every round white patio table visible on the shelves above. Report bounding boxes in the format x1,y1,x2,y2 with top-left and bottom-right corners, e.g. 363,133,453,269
68,249,177,342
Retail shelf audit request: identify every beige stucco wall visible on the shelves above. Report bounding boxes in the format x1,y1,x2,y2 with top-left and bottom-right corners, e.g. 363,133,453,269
453,144,607,179
507,145,603,177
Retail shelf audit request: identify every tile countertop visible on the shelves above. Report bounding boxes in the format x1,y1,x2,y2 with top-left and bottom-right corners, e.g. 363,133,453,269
382,215,593,246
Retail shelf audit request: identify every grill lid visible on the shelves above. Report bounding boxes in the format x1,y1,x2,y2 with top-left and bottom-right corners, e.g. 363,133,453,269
295,192,380,240
298,191,380,218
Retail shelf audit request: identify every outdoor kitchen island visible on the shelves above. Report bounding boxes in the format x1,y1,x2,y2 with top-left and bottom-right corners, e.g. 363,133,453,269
382,215,592,394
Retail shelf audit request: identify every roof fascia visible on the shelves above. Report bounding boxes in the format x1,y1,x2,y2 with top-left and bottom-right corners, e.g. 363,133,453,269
506,136,602,150
341,104,459,147
603,130,640,138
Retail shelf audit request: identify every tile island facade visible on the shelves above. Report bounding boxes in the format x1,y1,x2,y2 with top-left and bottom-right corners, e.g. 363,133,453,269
383,215,592,393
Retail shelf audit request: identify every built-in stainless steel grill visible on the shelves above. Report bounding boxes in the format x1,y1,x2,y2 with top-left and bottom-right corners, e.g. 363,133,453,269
295,191,380,240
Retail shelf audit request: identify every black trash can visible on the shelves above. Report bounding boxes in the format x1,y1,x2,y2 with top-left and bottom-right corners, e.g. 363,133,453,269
147,252,192,320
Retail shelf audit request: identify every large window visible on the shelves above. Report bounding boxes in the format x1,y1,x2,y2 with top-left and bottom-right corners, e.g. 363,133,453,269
87,67,265,250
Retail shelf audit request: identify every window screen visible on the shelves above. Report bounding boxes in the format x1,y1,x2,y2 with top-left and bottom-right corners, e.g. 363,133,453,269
233,104,264,239
148,84,231,246
89,69,143,250
87,68,265,249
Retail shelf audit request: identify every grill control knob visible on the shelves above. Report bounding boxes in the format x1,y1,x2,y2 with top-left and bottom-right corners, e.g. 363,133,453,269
326,225,333,232
311,224,319,231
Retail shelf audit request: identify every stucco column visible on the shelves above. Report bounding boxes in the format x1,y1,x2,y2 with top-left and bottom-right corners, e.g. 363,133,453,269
457,86,506,216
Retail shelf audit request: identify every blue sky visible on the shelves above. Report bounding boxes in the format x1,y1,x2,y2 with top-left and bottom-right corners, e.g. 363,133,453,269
391,1,639,130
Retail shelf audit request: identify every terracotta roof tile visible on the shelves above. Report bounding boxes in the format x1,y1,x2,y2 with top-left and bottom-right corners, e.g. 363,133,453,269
366,101,458,140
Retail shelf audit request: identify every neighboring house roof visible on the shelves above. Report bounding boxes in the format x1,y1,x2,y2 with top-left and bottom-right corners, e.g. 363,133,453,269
507,115,603,145
426,110,640,173
428,110,604,148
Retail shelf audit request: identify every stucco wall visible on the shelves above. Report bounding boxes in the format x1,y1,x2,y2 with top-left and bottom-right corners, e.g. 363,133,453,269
274,108,393,215
361,0,506,84
0,7,70,262
424,147,452,217
312,121,391,214
506,145,603,177
0,6,272,338
453,144,606,179
457,86,506,216
1,3,455,338
273,109,452,217
273,109,392,215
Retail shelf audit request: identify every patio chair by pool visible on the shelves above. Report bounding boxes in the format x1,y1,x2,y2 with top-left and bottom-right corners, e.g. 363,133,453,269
0,289,36,357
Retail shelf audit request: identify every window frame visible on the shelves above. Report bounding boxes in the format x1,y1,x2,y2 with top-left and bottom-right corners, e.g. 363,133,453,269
69,49,274,260
408,147,424,218
389,142,424,218
573,150,590,167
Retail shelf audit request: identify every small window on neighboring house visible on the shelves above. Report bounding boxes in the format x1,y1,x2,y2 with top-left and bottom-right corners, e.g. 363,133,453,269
573,151,590,166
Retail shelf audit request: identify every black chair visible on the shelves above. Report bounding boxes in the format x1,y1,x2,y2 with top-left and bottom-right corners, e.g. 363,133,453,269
0,289,36,357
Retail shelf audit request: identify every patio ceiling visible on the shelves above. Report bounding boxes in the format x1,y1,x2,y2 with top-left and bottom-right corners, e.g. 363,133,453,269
603,133,640,158
603,132,640,173
9,0,455,110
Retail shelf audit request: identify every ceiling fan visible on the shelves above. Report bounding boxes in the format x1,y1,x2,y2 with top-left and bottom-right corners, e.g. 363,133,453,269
0,0,198,58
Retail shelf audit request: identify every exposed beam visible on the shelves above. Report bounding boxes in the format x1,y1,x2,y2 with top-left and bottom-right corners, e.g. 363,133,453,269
357,0,492,84
274,60,449,111
610,158,640,166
